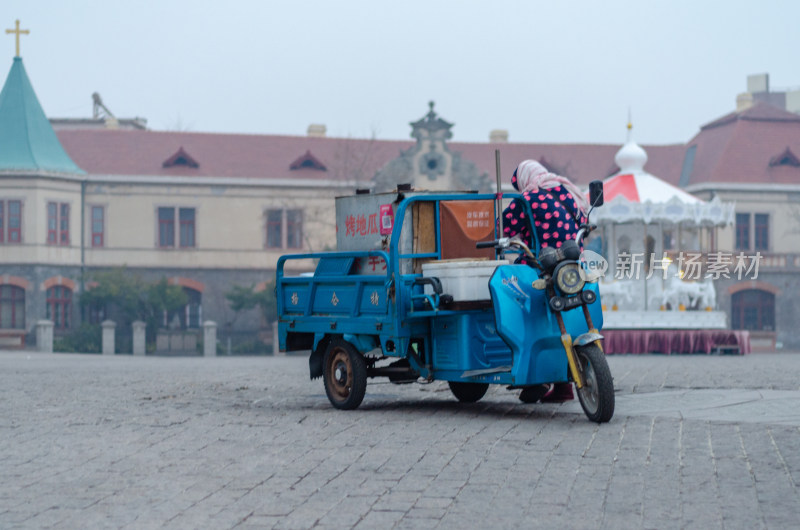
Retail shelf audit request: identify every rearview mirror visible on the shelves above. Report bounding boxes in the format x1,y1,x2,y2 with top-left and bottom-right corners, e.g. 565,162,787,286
589,180,604,207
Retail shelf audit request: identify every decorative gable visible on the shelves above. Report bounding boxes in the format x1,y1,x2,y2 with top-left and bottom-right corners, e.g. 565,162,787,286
769,146,800,168
163,147,199,169
290,150,327,171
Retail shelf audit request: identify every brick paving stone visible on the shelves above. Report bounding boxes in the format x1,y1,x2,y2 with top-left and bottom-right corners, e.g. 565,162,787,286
2,351,800,528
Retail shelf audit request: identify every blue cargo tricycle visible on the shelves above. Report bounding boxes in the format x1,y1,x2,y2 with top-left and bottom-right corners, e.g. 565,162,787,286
276,182,614,423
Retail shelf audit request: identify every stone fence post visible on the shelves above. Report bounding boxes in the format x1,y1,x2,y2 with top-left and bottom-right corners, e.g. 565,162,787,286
37,320,54,353
203,321,217,357
101,320,116,355
132,321,146,356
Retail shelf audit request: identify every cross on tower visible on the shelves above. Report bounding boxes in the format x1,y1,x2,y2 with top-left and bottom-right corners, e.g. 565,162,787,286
5,19,29,57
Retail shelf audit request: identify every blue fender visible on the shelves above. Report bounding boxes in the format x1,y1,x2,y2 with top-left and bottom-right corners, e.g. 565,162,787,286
309,333,379,380
489,264,603,386
343,334,380,354
309,333,329,380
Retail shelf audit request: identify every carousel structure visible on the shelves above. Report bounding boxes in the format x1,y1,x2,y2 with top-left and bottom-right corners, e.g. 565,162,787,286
589,125,748,353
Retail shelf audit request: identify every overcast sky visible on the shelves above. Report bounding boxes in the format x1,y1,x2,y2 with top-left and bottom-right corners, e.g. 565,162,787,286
4,0,799,145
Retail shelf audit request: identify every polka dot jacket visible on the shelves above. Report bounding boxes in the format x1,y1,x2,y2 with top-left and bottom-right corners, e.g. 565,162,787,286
502,181,587,264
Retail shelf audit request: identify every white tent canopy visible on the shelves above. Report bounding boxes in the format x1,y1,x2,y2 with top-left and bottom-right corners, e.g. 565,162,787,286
589,135,734,226
593,193,735,226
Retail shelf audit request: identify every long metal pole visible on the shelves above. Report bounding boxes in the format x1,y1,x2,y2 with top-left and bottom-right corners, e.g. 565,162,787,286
643,222,648,310
495,149,503,236
80,180,86,289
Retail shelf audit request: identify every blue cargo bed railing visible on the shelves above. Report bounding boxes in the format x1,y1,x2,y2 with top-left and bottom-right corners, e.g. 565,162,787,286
277,251,395,340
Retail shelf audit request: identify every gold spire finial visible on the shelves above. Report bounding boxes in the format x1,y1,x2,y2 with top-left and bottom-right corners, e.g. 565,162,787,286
625,108,634,145
5,19,29,57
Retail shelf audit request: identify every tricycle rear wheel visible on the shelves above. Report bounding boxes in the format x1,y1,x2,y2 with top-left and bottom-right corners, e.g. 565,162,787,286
575,343,615,423
323,338,367,410
448,381,489,403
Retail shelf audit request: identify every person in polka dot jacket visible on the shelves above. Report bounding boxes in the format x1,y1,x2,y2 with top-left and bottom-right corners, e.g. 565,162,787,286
503,159,590,260
502,159,591,402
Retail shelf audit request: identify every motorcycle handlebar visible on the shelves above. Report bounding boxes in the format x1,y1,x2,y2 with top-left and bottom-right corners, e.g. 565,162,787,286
576,224,597,244
475,238,538,263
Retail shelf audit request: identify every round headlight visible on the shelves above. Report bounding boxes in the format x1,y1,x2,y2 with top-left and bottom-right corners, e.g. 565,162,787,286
555,262,585,295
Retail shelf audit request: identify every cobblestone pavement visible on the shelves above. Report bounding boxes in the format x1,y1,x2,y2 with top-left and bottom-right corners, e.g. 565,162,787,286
2,351,800,529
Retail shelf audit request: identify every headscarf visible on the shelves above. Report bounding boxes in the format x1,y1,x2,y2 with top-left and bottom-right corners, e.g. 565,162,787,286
511,160,590,215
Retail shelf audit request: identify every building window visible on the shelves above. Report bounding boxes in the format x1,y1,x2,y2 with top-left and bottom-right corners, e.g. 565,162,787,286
0,285,25,329
266,209,303,249
736,213,769,251
0,199,23,243
47,202,70,246
9,201,21,242
754,213,769,251
46,286,72,330
286,210,303,249
179,208,195,247
91,206,105,247
47,203,56,243
158,207,175,247
735,213,750,251
158,207,196,248
266,210,282,249
60,203,70,245
731,289,774,331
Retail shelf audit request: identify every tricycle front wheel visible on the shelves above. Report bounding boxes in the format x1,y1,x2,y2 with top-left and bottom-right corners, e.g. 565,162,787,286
448,381,489,403
575,344,615,423
323,338,367,410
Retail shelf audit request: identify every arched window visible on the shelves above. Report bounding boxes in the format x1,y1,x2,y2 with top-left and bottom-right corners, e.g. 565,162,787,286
0,285,25,329
46,286,72,330
731,289,774,331
165,287,202,329
184,287,202,329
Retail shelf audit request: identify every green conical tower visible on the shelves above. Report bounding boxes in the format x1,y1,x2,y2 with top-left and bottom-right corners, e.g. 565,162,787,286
0,56,84,174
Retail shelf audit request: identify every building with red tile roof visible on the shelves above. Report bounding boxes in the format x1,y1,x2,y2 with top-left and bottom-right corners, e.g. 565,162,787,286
2,53,799,350
682,103,800,187
676,100,800,350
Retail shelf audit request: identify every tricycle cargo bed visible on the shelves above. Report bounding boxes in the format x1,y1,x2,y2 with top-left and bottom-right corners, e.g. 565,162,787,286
281,256,389,318
277,193,506,355
277,251,396,349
